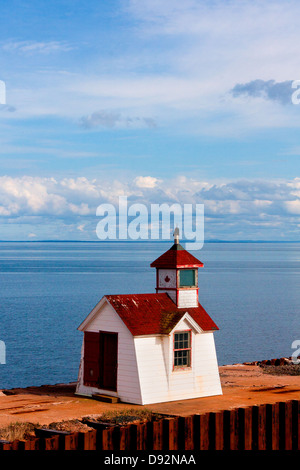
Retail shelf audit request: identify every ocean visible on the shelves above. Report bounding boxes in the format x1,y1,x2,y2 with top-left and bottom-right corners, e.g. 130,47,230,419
0,241,299,390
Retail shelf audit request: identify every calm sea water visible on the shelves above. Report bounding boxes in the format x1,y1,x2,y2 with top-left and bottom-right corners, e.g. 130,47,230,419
0,241,299,390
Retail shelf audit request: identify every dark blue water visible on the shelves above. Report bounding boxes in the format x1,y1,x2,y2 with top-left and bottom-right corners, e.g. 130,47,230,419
0,241,299,389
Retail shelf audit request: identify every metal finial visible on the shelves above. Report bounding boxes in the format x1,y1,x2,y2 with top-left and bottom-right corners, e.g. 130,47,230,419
173,227,179,244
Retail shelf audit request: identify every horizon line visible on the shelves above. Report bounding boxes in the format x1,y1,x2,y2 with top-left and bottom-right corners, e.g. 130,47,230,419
0,239,299,243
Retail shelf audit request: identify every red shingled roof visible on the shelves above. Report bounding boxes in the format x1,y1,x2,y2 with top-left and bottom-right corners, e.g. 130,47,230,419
150,243,203,269
105,293,218,336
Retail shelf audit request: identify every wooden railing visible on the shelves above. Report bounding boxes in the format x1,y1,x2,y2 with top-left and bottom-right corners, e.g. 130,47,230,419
1,400,299,450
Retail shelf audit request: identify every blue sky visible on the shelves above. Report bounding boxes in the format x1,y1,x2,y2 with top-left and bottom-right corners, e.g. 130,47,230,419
0,0,300,241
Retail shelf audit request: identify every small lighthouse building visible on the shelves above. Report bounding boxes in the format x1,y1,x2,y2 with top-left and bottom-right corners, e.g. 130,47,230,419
76,235,222,405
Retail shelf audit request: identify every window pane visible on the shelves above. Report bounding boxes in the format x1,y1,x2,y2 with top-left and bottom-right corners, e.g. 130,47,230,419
174,332,190,350
179,270,195,287
174,350,190,367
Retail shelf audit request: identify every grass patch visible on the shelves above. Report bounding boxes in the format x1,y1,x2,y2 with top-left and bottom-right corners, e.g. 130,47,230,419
46,419,92,432
260,364,300,376
0,422,37,441
84,408,165,426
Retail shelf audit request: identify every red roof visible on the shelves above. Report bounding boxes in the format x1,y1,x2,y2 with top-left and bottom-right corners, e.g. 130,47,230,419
150,243,203,269
105,293,218,336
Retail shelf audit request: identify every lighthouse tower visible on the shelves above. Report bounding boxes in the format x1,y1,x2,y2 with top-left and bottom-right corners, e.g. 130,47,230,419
150,229,204,308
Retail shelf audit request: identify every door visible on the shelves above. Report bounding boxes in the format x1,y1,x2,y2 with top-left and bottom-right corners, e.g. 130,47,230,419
99,331,118,391
83,331,100,387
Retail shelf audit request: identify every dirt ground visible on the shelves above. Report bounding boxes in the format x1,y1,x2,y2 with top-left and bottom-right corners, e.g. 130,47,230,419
0,364,299,428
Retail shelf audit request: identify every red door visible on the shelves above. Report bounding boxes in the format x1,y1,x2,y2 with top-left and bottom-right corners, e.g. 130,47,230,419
99,332,118,391
83,331,100,387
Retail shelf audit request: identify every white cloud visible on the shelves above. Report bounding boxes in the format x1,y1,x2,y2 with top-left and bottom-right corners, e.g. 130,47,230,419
134,176,161,188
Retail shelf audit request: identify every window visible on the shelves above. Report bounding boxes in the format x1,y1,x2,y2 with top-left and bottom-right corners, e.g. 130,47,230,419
173,331,191,368
179,269,196,287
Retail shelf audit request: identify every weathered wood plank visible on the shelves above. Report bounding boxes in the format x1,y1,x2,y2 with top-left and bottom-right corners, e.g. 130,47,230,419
168,418,179,450
272,403,280,450
102,428,114,450
258,404,267,450
119,426,130,450
64,432,78,450
284,401,293,451
153,420,163,450
214,411,224,450
45,435,60,450
199,413,209,450
136,423,147,450
184,415,194,450
229,409,239,450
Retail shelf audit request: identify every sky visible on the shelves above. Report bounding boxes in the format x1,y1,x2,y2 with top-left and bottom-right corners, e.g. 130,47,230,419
0,0,300,241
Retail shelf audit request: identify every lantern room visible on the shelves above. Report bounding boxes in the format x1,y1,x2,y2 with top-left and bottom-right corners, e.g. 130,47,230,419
150,231,203,308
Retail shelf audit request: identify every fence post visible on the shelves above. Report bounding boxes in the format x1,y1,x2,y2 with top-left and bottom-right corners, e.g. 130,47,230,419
45,435,60,450
243,407,253,450
64,432,79,450
271,402,280,450
102,428,114,450
119,426,130,450
214,411,224,450
229,409,239,450
257,404,267,450
88,429,97,450
11,440,21,450
199,413,210,450
183,415,194,450
168,418,179,450
136,422,147,450
284,401,293,451
153,420,163,450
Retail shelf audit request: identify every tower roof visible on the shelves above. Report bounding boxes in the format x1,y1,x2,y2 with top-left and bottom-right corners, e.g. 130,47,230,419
150,243,204,269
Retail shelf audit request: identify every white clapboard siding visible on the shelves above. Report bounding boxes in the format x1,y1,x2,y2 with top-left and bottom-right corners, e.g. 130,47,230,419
134,335,170,404
134,316,222,404
76,301,143,404
177,289,198,308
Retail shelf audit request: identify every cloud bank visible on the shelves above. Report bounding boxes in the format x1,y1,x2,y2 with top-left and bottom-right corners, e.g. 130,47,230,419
0,175,299,240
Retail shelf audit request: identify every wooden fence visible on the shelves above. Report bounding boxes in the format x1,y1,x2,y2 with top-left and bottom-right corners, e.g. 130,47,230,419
1,400,299,451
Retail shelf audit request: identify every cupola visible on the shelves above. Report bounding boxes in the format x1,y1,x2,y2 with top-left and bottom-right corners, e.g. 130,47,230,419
150,229,203,308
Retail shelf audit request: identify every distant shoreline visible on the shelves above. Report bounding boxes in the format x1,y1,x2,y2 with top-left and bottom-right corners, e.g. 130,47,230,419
0,240,299,244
